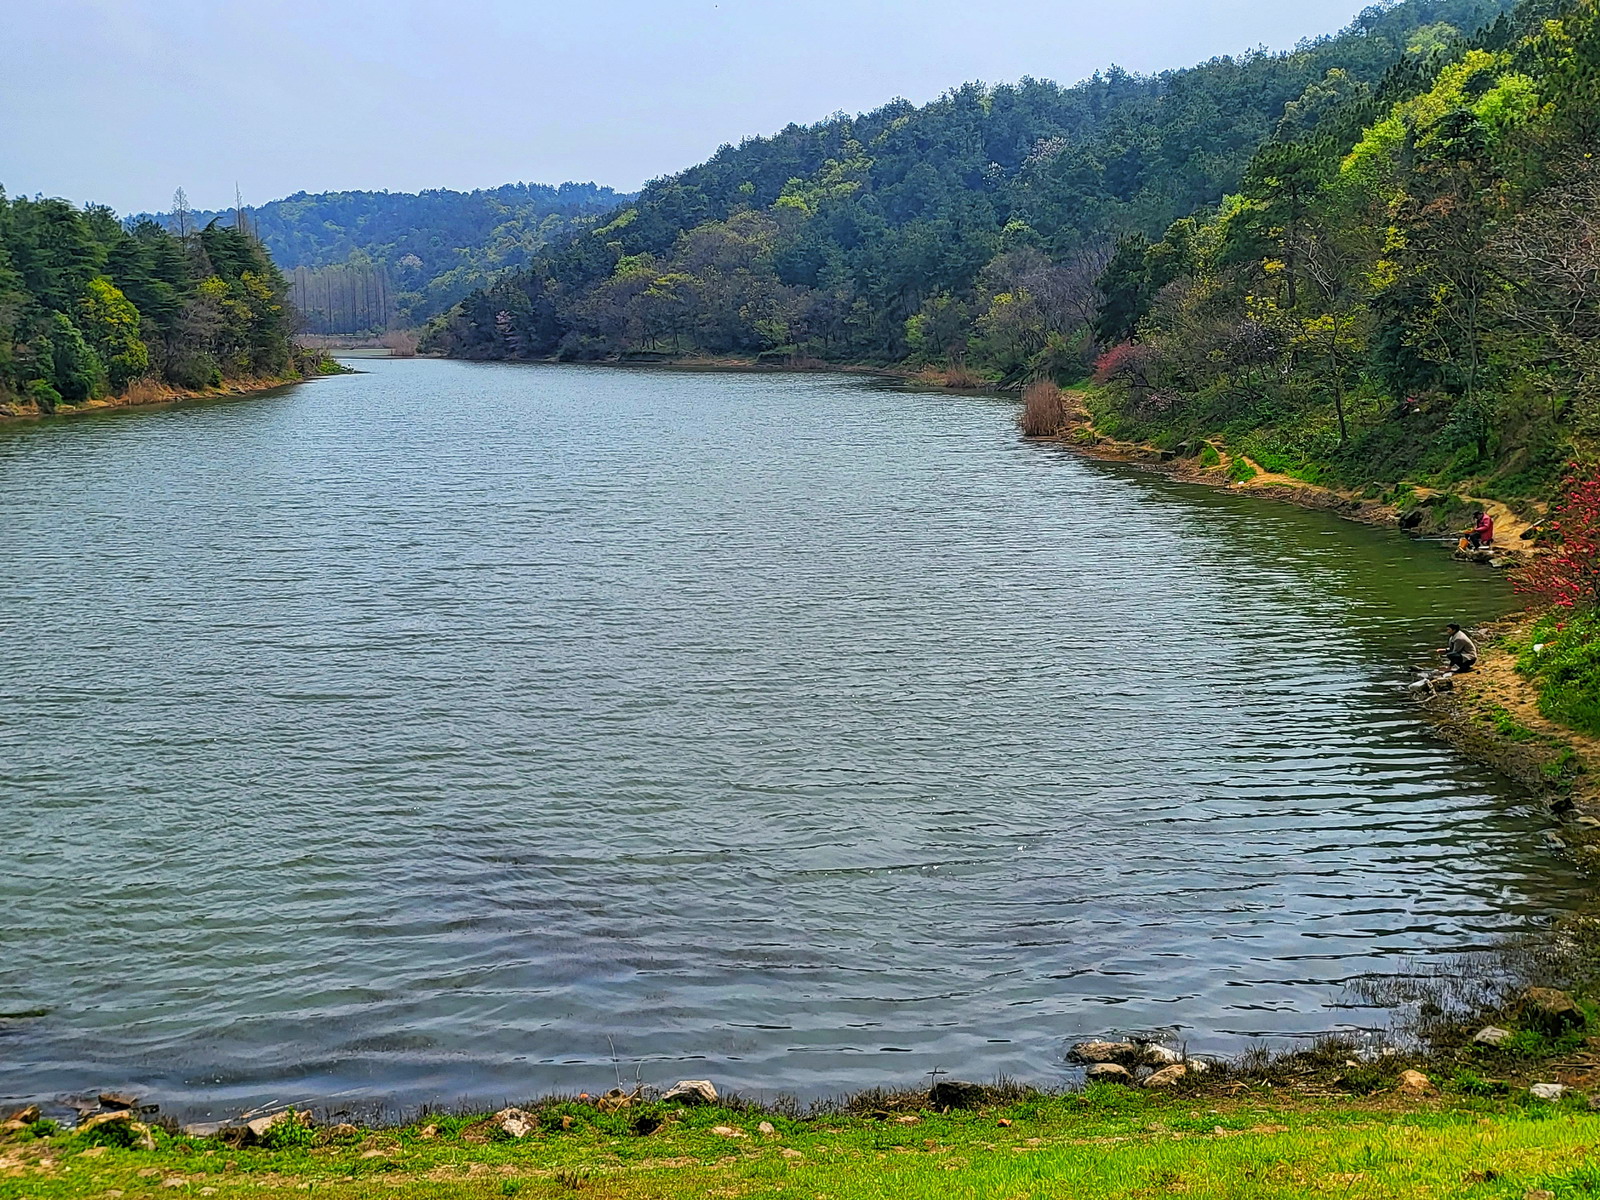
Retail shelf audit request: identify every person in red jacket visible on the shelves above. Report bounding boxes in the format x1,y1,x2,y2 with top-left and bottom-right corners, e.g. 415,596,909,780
1466,510,1495,550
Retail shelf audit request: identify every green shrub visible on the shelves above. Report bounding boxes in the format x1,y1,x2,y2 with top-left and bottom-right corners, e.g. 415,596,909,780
1199,442,1222,468
1450,1070,1510,1097
75,1117,146,1150
25,378,61,412
257,1110,316,1151
1229,457,1259,483
1519,612,1600,737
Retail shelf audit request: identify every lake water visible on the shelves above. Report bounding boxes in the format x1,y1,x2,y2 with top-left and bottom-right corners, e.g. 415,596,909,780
1,360,1588,1118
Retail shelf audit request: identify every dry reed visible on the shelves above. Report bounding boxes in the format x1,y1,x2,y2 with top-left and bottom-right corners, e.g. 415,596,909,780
1018,380,1065,436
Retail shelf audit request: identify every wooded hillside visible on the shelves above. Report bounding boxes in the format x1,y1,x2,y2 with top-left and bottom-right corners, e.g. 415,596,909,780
145,183,631,334
1088,0,1600,500
420,0,1513,381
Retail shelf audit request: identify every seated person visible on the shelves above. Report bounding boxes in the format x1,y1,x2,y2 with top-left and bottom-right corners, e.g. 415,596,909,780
1463,510,1495,550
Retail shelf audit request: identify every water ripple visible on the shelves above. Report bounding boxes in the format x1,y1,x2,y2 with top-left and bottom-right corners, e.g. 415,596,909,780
0,360,1589,1116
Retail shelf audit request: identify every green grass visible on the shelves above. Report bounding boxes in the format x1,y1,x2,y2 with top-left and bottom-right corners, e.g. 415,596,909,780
1481,703,1541,744
10,1089,1600,1200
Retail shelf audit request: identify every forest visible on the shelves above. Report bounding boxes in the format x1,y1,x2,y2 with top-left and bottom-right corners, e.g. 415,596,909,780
420,0,1512,379
146,183,631,335
1082,0,1600,502
0,189,320,414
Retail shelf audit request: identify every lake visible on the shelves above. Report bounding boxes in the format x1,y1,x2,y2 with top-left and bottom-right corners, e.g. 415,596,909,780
0,360,1587,1117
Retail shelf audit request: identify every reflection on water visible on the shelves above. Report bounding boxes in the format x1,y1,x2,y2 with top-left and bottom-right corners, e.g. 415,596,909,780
0,360,1586,1115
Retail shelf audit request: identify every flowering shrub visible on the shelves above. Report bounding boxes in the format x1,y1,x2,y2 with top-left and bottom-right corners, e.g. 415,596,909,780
1092,343,1156,388
1515,463,1600,610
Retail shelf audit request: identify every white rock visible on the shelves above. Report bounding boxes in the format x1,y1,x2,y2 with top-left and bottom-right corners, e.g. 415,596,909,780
1531,1083,1566,1102
661,1079,718,1105
1474,1026,1512,1046
492,1108,534,1139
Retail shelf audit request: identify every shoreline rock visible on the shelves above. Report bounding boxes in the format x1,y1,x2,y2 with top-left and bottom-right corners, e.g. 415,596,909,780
661,1079,717,1106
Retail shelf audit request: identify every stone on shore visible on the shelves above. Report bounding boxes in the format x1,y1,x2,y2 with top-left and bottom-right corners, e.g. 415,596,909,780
1142,1064,1189,1088
1530,1082,1567,1102
98,1093,139,1111
492,1108,534,1139
1086,1063,1135,1085
1396,1070,1434,1096
661,1079,718,1106
930,1080,987,1110
242,1110,312,1145
0,1104,40,1138
1068,1041,1141,1065
1474,1026,1513,1046
1520,988,1586,1035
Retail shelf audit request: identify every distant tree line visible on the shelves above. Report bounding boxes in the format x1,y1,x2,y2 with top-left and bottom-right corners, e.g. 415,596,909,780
287,258,395,335
138,183,632,333
419,0,1513,385
0,186,315,413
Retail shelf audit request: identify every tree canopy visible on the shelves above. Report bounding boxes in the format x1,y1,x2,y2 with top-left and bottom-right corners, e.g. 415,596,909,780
1089,0,1600,497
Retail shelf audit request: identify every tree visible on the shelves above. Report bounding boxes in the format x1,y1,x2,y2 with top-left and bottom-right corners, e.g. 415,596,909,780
46,312,104,402
80,276,149,390
1494,157,1600,429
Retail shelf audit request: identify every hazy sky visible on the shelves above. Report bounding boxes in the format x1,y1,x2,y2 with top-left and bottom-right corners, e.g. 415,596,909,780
4,0,1379,214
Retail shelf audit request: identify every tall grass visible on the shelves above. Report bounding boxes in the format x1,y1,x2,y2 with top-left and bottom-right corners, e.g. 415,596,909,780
1019,380,1065,437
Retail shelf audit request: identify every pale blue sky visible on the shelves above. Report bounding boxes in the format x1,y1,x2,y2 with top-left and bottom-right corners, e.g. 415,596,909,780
3,0,1379,214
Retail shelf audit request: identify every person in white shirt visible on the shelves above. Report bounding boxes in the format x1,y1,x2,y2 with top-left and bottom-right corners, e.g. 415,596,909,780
1438,624,1478,673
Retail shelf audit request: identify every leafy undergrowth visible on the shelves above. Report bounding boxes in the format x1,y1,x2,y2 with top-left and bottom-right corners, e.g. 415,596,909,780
7,1089,1600,1200
1518,610,1600,738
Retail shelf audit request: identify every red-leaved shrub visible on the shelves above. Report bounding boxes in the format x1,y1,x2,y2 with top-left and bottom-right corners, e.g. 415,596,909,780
1516,463,1600,609
1093,342,1156,387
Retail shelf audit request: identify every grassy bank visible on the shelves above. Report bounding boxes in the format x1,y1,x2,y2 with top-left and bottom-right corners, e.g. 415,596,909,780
16,963,1600,1200
9,1087,1600,1200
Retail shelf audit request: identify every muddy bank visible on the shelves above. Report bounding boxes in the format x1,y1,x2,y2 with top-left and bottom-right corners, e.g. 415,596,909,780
1426,623,1600,836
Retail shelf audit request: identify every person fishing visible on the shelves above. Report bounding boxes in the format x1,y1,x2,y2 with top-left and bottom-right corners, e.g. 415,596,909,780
1459,510,1495,551
1437,623,1478,673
